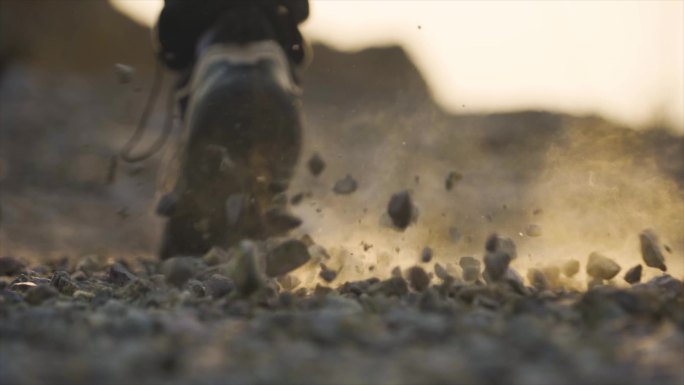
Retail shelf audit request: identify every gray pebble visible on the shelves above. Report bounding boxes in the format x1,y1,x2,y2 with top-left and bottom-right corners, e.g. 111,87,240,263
483,251,511,282
562,260,580,277
640,229,667,271
586,252,621,280
265,239,311,277
332,174,358,195
307,153,326,177
421,247,433,263
387,190,415,230
407,266,430,292
623,264,642,285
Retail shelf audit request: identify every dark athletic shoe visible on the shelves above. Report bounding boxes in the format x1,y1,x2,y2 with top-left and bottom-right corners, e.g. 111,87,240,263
158,13,304,259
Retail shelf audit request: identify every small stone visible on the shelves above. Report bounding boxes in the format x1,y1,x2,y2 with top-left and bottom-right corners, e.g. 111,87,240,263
484,234,517,259
391,266,402,278
24,284,58,305
184,279,206,297
265,239,311,277
387,190,416,230
50,271,78,295
307,153,326,177
162,257,203,287
319,264,337,283
434,263,451,281
204,274,234,298
332,174,358,195
407,266,431,291
623,264,642,285
640,229,667,271
109,262,136,286
420,247,433,263
460,257,481,282
264,207,302,234
445,171,463,191
586,252,621,280
562,260,580,277
0,256,24,276
483,251,511,282
290,192,305,206
368,276,409,297
525,224,542,237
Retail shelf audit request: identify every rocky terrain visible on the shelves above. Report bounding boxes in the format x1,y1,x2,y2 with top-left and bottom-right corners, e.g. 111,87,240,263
1,2,683,384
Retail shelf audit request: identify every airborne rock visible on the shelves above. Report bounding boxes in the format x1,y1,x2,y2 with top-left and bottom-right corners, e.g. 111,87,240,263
639,229,667,271
407,266,430,291
623,265,642,285
562,260,580,277
586,252,621,280
387,190,415,230
265,239,311,277
332,174,358,195
307,153,326,177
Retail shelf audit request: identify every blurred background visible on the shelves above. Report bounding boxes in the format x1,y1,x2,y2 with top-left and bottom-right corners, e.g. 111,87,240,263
0,0,682,282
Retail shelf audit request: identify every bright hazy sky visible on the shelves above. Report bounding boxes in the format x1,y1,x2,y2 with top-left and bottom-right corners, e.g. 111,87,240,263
112,0,684,131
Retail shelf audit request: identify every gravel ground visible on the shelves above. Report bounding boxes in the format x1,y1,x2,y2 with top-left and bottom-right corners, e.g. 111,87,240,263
1,240,683,385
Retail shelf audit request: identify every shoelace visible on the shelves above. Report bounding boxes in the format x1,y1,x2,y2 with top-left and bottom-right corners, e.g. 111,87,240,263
119,61,176,163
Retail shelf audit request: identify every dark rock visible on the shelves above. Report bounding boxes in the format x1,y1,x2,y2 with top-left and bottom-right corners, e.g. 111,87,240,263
421,247,433,263
623,264,642,285
483,251,511,282
640,229,667,271
586,252,621,280
407,266,430,291
332,174,358,195
264,207,303,234
387,190,415,230
484,234,517,259
307,153,326,177
204,274,234,298
368,277,409,297
265,239,311,277
434,263,451,281
562,259,580,277
50,270,78,295
24,284,58,305
109,262,136,286
445,171,463,191
319,264,337,283
0,256,24,276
